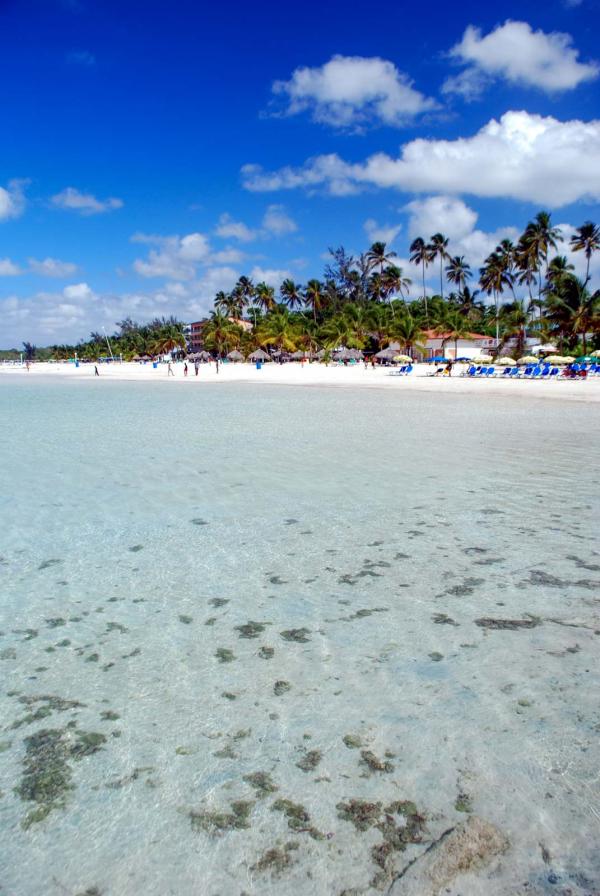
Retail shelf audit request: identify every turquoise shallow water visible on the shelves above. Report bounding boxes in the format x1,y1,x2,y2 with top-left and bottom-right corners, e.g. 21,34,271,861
0,378,599,895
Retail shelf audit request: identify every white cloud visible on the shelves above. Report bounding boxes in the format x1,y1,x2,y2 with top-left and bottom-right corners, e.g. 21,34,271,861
249,266,292,288
212,247,246,264
364,218,402,246
404,195,519,273
262,204,297,236
63,282,93,300
215,214,258,242
133,233,211,280
51,187,123,215
404,196,478,241
0,258,22,276
242,111,600,207
0,179,27,221
28,257,78,277
444,21,598,97
272,55,437,130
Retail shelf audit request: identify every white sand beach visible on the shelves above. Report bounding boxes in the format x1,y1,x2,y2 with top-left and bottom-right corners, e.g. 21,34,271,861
2,359,600,402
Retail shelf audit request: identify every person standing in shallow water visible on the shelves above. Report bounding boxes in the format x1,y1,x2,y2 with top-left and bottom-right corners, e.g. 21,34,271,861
167,361,174,376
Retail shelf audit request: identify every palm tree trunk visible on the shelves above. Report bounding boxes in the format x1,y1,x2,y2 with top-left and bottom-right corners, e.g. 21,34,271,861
439,256,443,300
422,261,429,325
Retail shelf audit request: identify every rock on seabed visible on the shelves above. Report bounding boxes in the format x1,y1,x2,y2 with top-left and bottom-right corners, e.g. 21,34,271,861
388,816,509,896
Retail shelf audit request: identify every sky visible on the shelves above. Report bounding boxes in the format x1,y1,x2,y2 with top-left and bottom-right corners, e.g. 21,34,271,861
1,0,599,346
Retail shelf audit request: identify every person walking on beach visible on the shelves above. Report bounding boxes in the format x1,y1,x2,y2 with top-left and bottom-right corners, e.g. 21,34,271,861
215,358,219,374
168,361,174,376
184,362,188,377
94,365,99,376
194,360,199,376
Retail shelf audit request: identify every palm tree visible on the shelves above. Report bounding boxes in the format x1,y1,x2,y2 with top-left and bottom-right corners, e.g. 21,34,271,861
520,212,562,319
382,265,411,302
254,282,276,314
430,233,450,300
391,312,426,358
546,256,575,288
256,305,301,352
365,242,398,300
437,308,472,360
545,277,599,353
409,237,434,325
497,300,530,358
304,279,325,323
479,253,511,348
445,256,471,297
570,222,600,286
202,311,242,356
280,279,304,311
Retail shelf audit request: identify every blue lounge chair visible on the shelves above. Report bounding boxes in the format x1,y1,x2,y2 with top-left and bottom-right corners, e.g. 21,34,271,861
485,367,495,376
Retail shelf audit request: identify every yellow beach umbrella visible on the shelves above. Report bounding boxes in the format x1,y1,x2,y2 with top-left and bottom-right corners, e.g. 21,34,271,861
495,356,517,366
472,354,492,363
393,354,412,363
517,355,539,364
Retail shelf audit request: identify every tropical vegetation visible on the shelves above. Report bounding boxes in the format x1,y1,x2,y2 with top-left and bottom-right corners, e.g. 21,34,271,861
4,213,599,362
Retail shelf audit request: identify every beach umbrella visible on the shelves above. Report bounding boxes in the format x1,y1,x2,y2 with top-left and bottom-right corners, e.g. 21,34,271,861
248,349,271,361
393,354,412,363
345,348,364,360
543,355,574,365
517,355,539,365
226,350,245,362
428,356,449,363
495,356,517,366
591,350,600,358
375,347,397,359
575,355,595,363
471,354,493,363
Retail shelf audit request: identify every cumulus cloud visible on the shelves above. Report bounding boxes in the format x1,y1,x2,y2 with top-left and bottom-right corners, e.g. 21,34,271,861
364,218,402,246
215,213,258,242
242,111,600,207
443,21,598,97
271,55,437,130
404,196,478,242
262,204,297,235
249,266,293,287
133,233,211,280
28,257,78,277
0,179,27,221
51,187,123,215
0,258,22,276
63,282,93,300
0,265,244,346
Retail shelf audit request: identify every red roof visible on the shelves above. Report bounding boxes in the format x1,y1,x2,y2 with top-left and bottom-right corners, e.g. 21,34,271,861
423,330,490,340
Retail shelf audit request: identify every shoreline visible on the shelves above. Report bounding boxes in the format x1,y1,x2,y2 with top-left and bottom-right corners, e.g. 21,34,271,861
2,360,600,402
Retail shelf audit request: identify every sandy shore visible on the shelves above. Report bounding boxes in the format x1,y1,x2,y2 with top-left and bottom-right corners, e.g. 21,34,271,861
2,360,600,402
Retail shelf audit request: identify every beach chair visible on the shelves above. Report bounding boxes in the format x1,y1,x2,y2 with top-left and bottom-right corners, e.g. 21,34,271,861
502,367,511,376
485,367,495,377
510,367,519,377
549,368,559,379
465,365,476,377
402,364,413,376
522,366,533,378
540,367,550,378
532,367,542,378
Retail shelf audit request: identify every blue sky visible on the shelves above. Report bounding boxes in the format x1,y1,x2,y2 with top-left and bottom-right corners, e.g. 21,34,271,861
1,0,599,345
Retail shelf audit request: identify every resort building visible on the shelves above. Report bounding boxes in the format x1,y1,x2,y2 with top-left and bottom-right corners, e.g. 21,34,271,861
416,330,496,360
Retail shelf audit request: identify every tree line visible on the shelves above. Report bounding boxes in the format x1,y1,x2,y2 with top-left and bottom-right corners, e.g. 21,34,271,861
4,213,599,361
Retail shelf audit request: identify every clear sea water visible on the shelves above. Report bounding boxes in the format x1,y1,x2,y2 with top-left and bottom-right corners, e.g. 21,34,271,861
0,378,599,895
